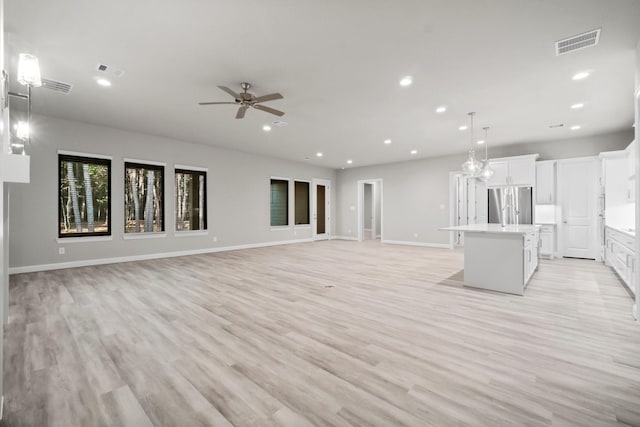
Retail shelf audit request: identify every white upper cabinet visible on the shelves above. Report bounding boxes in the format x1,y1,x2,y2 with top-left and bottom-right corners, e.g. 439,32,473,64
488,160,509,185
486,154,538,187
536,160,556,204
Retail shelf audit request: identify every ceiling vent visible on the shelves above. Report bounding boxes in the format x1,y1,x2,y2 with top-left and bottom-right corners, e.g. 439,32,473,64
41,78,73,94
272,120,288,127
556,28,601,56
96,64,125,77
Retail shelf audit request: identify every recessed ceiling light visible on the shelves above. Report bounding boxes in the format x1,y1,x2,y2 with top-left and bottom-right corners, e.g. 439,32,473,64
96,78,111,87
572,71,590,80
347,160,353,164
477,140,485,145
384,139,392,144
262,125,272,132
316,152,323,157
410,150,417,155
570,125,581,130
459,125,468,131
399,76,413,87
571,103,584,109
436,106,447,113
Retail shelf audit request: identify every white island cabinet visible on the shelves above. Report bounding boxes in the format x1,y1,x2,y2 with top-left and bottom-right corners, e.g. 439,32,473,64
441,224,541,295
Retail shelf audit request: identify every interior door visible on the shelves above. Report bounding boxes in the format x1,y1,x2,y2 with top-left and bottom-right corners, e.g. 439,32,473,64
313,180,330,240
558,157,599,259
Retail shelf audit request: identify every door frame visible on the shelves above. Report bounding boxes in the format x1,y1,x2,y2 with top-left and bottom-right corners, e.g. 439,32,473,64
634,87,639,320
357,179,383,242
557,156,600,260
312,179,331,240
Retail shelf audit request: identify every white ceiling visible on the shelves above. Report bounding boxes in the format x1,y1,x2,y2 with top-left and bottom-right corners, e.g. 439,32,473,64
5,0,640,169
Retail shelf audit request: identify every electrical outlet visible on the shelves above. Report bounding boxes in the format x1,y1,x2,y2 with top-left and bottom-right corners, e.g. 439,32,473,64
348,229,352,234
293,231,297,236
413,233,418,239
213,236,217,242
58,247,65,255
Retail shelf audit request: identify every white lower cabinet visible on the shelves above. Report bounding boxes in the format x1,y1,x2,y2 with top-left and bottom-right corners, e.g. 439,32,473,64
605,227,636,296
523,229,540,286
538,225,555,259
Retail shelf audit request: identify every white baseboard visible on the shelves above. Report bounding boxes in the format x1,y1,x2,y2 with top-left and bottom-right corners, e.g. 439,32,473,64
383,240,452,249
1,395,4,420
9,238,313,275
331,235,359,241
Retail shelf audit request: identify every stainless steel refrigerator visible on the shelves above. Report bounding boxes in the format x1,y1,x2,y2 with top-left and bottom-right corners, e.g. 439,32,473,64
488,187,533,225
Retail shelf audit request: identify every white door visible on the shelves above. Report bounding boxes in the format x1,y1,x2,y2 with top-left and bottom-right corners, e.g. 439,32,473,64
313,179,331,240
558,157,599,259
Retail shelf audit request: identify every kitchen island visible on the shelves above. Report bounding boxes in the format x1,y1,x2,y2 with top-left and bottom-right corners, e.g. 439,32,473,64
441,224,541,295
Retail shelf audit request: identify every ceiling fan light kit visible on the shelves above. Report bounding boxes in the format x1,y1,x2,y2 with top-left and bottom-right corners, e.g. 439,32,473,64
199,82,284,119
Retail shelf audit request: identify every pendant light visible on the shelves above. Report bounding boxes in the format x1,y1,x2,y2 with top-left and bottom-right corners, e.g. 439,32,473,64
461,112,482,177
478,126,495,181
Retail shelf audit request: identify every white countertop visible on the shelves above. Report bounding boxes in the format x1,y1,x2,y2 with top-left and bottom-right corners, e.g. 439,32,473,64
606,225,636,237
440,224,541,235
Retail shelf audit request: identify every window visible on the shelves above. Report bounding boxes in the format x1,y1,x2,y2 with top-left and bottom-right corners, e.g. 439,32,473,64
175,169,207,231
125,162,164,233
294,181,310,225
270,179,289,227
59,154,111,237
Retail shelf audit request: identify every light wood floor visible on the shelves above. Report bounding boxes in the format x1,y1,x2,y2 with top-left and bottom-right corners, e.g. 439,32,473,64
3,240,640,426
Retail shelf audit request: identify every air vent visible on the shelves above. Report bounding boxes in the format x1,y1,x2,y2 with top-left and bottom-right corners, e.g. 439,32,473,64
549,124,564,129
272,120,288,127
41,78,73,94
556,28,601,56
96,64,125,77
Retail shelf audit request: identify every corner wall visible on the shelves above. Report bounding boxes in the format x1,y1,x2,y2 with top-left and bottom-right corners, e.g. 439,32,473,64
336,130,633,246
9,115,336,271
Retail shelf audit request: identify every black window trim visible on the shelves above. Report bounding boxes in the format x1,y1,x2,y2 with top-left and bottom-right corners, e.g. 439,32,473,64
124,161,166,233
58,153,112,238
175,168,208,232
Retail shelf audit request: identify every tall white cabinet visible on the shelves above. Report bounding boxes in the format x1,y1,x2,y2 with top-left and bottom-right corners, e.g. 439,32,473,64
536,161,556,205
535,160,558,259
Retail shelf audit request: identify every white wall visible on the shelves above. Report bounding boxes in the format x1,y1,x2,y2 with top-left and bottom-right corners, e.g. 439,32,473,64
9,115,336,271
336,130,633,246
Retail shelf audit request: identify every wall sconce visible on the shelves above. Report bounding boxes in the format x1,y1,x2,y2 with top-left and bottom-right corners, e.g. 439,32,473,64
17,53,42,87
6,53,41,154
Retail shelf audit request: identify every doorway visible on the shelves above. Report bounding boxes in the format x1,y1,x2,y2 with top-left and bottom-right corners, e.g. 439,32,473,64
312,179,331,240
449,172,486,246
557,157,599,260
357,179,383,242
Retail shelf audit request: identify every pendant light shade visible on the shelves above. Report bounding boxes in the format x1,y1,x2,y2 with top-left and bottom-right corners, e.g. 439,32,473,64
461,112,482,177
478,126,494,181
461,149,483,176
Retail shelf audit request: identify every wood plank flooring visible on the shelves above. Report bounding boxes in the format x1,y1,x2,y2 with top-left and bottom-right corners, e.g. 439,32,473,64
3,240,640,426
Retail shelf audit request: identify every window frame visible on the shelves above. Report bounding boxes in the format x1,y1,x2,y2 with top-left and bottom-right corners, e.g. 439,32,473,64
174,167,208,233
124,160,166,235
293,179,311,227
58,153,112,238
270,177,290,228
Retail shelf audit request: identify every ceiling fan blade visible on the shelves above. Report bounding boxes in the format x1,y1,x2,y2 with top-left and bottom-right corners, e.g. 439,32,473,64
253,93,283,103
218,85,241,99
253,104,285,117
235,106,249,119
198,101,238,105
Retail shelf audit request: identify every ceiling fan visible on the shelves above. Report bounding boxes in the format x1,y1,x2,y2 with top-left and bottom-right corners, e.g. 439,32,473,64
199,82,284,119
